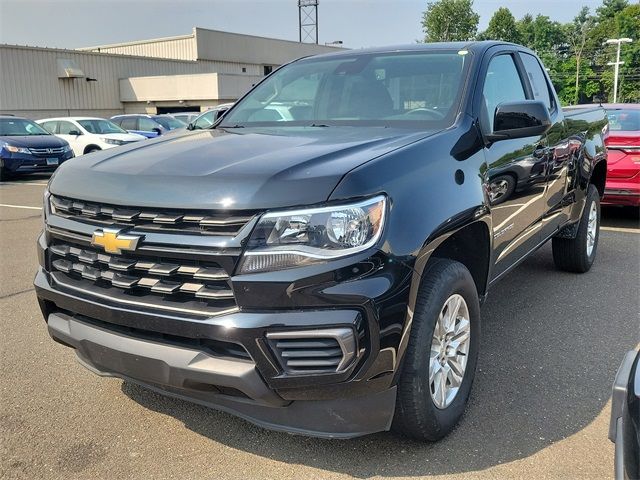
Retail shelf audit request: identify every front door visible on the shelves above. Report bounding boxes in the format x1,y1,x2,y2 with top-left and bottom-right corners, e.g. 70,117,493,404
481,52,549,280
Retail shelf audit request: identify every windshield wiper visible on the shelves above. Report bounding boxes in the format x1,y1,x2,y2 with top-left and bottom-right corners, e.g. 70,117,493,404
220,124,244,129
309,123,330,128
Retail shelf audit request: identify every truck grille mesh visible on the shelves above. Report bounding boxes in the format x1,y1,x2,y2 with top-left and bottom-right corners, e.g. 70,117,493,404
50,195,256,236
48,239,237,316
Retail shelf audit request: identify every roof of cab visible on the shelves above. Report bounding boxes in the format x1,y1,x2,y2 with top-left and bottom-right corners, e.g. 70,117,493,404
300,40,519,60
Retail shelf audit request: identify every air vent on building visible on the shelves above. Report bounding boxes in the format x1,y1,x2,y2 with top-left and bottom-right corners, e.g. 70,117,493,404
56,59,85,78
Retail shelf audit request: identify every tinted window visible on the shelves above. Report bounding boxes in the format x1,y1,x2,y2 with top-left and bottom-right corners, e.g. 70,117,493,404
40,121,58,134
193,111,215,129
57,121,78,134
482,54,526,132
139,117,158,131
222,51,471,128
152,116,185,130
78,119,127,134
120,117,138,130
0,118,51,136
520,53,552,110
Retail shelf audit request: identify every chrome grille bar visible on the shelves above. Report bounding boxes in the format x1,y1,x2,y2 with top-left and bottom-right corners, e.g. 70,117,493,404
50,195,255,236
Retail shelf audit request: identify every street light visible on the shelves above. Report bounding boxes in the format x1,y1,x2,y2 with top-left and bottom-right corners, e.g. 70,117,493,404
605,38,633,103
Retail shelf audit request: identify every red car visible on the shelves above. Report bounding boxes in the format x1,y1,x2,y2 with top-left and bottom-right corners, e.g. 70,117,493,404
602,104,640,207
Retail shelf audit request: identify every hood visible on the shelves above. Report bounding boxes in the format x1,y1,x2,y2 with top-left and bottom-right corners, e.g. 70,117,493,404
0,135,68,148
100,133,146,142
49,127,436,210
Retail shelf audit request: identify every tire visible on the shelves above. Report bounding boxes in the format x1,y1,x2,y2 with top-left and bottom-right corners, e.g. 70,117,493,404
0,166,11,182
488,174,516,205
85,147,101,154
552,184,600,273
392,258,481,441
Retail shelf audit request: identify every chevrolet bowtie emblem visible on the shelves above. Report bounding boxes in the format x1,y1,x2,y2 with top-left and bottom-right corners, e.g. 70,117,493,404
91,228,142,254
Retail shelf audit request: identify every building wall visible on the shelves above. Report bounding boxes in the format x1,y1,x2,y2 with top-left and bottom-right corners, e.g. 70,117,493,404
80,34,197,61
0,45,259,119
79,27,342,65
194,28,341,65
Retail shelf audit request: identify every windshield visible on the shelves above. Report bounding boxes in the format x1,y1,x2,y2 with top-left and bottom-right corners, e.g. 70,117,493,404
78,119,128,134
153,116,186,130
0,118,51,136
606,109,640,132
221,50,470,128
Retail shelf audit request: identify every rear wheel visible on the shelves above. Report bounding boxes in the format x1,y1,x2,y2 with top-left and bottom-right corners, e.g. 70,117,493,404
392,258,480,441
552,184,600,273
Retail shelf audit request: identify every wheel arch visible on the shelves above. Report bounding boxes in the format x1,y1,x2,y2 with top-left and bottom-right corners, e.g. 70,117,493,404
83,144,101,154
590,159,607,199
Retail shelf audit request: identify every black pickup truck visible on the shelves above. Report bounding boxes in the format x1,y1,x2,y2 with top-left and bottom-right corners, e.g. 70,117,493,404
35,41,608,440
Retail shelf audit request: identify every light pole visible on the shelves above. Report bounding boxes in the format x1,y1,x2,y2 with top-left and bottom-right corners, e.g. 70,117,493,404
605,38,632,103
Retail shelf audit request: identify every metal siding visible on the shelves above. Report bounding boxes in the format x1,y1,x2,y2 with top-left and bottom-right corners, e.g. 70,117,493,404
0,45,265,117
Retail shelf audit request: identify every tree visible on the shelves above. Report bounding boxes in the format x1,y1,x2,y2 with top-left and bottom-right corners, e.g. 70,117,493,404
596,0,629,20
481,7,521,43
566,7,596,104
422,0,480,42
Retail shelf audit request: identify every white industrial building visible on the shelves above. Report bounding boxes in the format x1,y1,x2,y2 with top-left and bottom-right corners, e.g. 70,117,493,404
0,27,341,119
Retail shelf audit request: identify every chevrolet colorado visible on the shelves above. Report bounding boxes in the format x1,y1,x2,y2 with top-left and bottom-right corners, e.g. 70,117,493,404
35,41,608,440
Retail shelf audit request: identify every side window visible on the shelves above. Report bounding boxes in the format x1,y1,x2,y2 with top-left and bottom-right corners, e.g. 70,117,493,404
138,117,157,131
120,117,137,130
482,54,527,132
520,53,552,111
41,121,58,134
193,111,214,129
57,121,76,134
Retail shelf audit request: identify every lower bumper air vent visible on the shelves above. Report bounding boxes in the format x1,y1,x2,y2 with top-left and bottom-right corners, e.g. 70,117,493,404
266,328,356,375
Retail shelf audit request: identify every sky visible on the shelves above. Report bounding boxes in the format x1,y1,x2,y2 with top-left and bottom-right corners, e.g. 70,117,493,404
0,0,606,50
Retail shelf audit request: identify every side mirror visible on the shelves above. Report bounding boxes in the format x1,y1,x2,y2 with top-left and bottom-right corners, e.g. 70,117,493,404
152,127,162,135
68,130,81,136
186,122,195,131
486,100,551,142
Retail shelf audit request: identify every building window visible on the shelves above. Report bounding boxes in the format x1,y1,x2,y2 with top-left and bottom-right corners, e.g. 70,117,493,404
263,65,273,76
242,67,247,73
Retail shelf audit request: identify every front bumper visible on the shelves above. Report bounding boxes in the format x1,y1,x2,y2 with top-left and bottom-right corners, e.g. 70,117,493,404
1,151,74,174
35,261,401,438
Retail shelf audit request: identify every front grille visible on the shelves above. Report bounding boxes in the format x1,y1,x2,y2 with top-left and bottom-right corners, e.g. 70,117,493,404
48,239,237,317
29,147,65,156
50,195,256,236
267,328,357,374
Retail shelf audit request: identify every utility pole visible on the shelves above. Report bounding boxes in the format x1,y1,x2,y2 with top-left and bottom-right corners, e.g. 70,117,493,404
605,38,632,103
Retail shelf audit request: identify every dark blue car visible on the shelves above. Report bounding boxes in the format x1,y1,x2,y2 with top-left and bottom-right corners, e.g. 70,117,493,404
110,114,186,138
0,115,74,180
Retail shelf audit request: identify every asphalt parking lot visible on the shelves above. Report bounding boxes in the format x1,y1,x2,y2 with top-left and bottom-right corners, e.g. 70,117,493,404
1,174,639,480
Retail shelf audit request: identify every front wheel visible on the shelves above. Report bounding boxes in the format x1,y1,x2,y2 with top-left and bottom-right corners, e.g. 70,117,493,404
552,184,601,273
392,258,480,441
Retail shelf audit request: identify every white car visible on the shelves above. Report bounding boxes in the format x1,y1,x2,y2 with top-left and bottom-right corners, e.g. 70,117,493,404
36,117,145,156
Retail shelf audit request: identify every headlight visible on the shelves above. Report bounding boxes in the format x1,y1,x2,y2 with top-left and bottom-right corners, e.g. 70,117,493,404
238,195,386,274
2,143,31,154
62,144,72,152
102,138,124,145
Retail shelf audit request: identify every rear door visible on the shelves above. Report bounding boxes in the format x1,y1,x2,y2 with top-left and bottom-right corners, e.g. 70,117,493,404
480,49,550,281
56,120,84,155
518,52,572,234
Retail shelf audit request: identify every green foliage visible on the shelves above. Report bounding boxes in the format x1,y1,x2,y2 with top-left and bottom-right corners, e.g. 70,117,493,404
420,0,640,104
421,0,480,42
479,7,521,43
